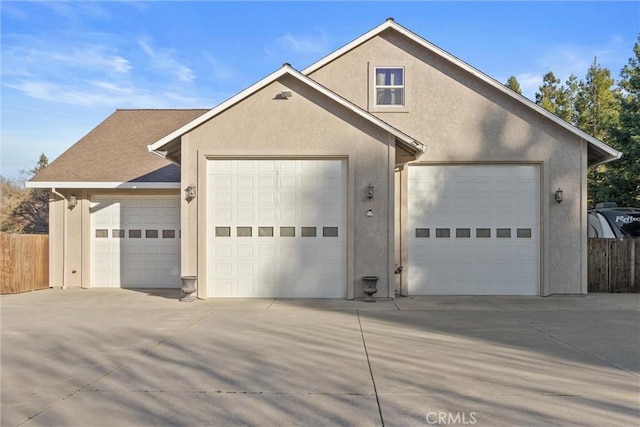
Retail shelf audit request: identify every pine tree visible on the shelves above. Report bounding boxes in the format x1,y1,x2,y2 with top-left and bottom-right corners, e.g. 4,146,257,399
562,74,579,125
607,38,640,207
575,58,619,142
535,71,572,121
505,76,522,94
573,58,621,206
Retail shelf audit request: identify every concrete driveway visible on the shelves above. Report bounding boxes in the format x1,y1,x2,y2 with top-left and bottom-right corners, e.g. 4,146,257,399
1,289,638,426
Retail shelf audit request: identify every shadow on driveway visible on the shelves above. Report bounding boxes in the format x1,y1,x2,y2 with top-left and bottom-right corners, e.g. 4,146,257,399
1,289,638,426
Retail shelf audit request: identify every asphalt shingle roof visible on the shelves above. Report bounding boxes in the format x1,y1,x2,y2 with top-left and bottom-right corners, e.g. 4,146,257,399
30,109,209,183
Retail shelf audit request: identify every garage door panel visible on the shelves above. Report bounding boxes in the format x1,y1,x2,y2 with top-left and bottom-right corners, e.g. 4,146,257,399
212,208,233,222
280,208,297,221
213,243,233,257
214,192,233,205
408,165,539,295
213,263,233,277
237,176,254,188
235,208,252,220
235,280,254,296
235,160,254,173
256,244,276,257
210,175,231,188
91,197,180,288
258,208,276,220
207,159,346,298
236,263,254,278
256,262,276,277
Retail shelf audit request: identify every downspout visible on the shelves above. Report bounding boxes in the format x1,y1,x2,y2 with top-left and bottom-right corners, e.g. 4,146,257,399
51,188,66,289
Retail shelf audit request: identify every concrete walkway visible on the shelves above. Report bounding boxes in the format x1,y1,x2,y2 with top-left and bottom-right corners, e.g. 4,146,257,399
1,289,638,426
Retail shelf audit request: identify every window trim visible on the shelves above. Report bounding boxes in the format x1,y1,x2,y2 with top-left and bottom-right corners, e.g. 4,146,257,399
371,66,407,111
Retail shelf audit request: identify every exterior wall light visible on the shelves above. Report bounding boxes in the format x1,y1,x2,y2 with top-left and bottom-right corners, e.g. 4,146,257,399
185,186,197,201
555,187,563,203
367,183,375,199
68,195,77,209
280,90,292,98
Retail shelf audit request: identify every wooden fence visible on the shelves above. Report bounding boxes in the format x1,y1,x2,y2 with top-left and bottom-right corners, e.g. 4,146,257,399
2,234,636,294
588,238,640,293
1,234,49,294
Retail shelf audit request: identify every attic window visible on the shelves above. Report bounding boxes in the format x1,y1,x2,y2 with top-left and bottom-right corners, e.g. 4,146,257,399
375,67,404,106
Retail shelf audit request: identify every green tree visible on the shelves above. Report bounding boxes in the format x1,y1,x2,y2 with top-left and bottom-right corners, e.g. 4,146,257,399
0,154,49,234
572,59,621,206
562,74,580,124
575,58,620,142
535,71,572,122
505,76,522,94
606,38,640,207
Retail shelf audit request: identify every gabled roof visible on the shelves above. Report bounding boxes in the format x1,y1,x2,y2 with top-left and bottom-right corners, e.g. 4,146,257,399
303,18,621,166
147,64,425,156
27,109,209,188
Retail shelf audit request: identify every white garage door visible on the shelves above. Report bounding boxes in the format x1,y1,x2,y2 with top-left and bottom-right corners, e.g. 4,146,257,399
407,165,539,295
207,159,346,298
91,196,181,288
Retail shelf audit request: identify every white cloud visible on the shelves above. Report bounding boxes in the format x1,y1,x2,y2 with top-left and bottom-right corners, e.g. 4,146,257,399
91,81,133,95
203,53,235,81
514,72,544,100
138,38,195,83
36,1,112,21
263,28,334,67
5,79,208,109
6,80,127,107
2,41,132,77
537,36,631,82
501,36,633,101
277,30,330,55
1,33,213,109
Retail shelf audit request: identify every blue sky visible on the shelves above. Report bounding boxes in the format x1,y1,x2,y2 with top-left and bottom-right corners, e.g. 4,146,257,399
2,1,639,179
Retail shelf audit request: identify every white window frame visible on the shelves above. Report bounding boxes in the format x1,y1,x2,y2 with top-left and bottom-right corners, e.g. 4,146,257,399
369,66,408,112
374,67,405,107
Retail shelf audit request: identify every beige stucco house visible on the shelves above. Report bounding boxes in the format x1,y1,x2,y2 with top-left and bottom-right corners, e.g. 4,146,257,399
28,19,621,298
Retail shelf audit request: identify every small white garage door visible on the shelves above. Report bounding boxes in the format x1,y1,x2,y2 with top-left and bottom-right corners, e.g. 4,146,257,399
91,196,181,288
207,159,346,298
407,165,539,295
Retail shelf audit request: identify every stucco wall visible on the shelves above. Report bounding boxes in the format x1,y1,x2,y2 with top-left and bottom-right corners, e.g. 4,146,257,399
308,30,587,294
48,189,180,288
183,75,397,299
47,189,85,288
48,193,64,287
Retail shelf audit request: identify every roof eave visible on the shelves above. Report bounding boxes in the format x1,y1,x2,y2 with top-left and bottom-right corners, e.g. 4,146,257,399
303,19,619,161
25,181,181,189
147,67,294,153
147,64,426,155
588,149,622,168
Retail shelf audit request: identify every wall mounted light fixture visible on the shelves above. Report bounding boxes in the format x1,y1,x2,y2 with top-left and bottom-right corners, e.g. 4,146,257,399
185,186,197,200
367,183,375,199
68,195,77,209
554,187,564,203
280,89,292,98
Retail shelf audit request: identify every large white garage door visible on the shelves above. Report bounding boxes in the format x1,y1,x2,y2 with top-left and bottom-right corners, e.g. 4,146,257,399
407,165,539,295
207,159,346,298
91,196,181,288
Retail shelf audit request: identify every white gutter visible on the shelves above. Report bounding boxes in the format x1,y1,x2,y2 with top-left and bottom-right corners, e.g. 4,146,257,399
590,153,623,168
50,188,67,290
150,150,169,159
26,182,181,189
